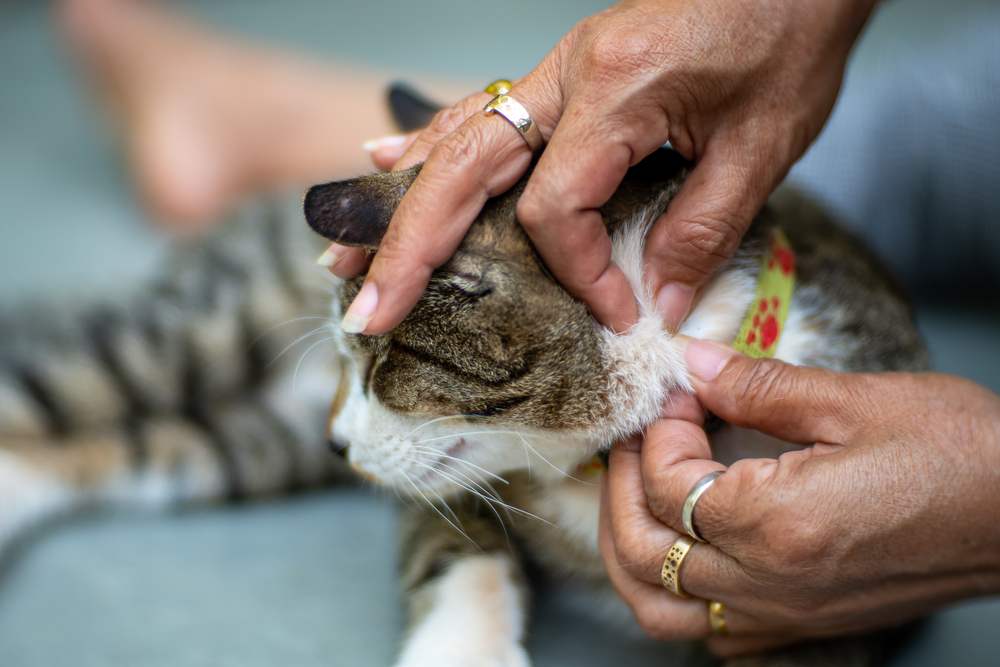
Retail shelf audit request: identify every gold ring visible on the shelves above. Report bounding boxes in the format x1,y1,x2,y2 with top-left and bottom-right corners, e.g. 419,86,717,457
660,535,695,598
708,600,729,636
483,93,544,152
484,79,513,96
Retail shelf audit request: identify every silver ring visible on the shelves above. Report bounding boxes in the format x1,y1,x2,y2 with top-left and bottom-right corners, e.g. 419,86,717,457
483,93,543,152
682,471,722,542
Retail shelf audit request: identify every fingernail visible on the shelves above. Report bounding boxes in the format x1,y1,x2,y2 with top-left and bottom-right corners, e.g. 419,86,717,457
654,283,695,332
685,340,736,382
362,134,408,152
316,243,347,268
341,282,378,334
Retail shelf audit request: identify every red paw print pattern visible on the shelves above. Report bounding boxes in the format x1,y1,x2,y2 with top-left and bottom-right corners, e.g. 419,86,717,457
746,297,781,351
732,229,796,359
767,245,796,276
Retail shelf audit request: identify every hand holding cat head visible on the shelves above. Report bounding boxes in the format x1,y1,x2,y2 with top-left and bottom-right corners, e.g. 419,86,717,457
318,0,876,336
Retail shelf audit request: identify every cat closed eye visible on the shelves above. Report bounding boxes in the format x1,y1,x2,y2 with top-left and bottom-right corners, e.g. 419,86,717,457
441,272,492,298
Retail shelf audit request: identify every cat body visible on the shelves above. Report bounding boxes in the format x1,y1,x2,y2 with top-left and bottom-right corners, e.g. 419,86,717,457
304,148,927,666
0,147,926,666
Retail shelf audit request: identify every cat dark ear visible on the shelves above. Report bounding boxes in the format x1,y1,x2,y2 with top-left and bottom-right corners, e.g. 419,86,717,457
387,82,443,132
304,167,420,248
601,148,691,233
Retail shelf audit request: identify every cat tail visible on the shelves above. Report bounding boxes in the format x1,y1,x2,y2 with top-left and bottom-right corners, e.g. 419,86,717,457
0,199,350,552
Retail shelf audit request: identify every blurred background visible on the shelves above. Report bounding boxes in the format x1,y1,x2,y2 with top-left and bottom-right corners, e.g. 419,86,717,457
0,1,998,666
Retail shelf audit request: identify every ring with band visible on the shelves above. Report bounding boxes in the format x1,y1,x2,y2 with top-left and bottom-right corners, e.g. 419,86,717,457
660,535,695,598
708,600,729,636
682,470,722,542
482,79,544,153
483,78,513,96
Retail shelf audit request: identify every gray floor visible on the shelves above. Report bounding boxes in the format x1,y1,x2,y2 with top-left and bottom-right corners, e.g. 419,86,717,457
1,1,999,666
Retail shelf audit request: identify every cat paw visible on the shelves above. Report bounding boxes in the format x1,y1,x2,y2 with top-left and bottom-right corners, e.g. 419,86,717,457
394,641,530,667
0,450,71,549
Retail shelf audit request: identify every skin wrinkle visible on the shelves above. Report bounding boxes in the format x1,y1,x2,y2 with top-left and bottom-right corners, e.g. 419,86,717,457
612,349,1000,655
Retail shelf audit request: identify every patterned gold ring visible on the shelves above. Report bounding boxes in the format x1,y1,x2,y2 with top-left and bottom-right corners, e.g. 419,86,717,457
708,600,729,636
660,535,695,598
483,93,544,152
483,79,513,96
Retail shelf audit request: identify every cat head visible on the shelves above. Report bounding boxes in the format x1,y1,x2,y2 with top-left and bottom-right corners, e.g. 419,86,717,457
304,150,691,495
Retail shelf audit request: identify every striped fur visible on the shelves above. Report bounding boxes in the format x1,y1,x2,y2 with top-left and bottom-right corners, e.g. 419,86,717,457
0,198,348,547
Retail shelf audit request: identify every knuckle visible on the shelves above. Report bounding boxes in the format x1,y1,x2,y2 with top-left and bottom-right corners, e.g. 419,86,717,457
731,359,791,413
515,193,545,231
672,212,743,262
432,126,488,173
583,28,659,78
649,213,745,283
644,493,672,526
632,604,670,641
429,105,472,136
612,532,646,574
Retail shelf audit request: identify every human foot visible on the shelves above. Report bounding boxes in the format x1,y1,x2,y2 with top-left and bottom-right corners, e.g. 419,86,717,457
59,0,461,232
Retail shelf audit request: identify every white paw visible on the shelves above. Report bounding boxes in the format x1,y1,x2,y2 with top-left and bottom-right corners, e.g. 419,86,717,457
394,640,530,667
0,450,71,548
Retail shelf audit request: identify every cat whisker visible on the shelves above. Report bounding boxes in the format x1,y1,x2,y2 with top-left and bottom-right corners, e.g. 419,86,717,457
513,433,586,484
409,445,509,485
428,463,506,510
412,430,534,446
405,415,475,438
401,469,476,546
292,335,336,389
266,324,331,367
401,452,468,529
472,474,521,525
417,459,551,527
411,430,586,484
420,477,465,528
248,315,331,347
416,461,513,542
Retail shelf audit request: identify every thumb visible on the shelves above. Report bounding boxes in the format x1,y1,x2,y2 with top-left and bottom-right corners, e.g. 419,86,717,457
683,339,862,445
643,145,779,331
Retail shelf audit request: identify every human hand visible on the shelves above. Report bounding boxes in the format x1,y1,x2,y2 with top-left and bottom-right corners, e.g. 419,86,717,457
324,0,878,335
599,340,1000,656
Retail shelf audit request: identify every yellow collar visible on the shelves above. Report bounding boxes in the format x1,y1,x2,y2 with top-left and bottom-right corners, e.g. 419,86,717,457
732,228,796,359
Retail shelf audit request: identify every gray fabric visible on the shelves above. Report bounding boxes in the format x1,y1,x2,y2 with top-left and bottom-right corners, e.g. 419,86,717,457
789,3,1000,295
1,1,998,666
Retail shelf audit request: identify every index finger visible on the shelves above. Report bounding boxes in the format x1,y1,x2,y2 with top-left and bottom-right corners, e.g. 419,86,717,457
342,76,559,335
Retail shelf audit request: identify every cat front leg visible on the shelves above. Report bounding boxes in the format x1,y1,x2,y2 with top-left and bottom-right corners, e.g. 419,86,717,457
395,504,530,667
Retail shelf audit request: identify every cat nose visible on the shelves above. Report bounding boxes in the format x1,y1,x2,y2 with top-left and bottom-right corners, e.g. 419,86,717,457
328,438,350,459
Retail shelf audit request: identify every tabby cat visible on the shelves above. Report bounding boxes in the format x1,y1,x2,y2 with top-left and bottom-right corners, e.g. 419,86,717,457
0,88,926,666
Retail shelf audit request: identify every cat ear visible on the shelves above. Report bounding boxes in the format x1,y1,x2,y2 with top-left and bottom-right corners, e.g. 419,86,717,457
387,82,443,132
601,148,691,233
304,167,420,248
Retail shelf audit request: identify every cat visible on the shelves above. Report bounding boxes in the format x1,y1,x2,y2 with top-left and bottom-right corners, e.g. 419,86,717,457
302,143,926,667
0,86,926,666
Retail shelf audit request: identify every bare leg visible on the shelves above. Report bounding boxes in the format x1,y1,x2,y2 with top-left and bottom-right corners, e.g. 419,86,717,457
59,0,466,232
